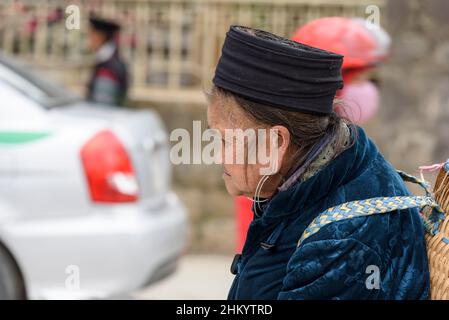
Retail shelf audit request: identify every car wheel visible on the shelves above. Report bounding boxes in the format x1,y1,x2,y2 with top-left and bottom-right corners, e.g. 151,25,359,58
0,245,26,300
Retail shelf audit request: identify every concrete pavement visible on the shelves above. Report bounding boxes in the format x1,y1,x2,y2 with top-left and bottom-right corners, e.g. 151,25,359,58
133,254,235,300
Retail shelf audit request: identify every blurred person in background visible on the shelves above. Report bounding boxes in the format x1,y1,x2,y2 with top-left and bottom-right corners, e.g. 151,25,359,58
47,6,64,26
87,15,128,106
208,26,428,300
292,17,392,125
22,5,38,53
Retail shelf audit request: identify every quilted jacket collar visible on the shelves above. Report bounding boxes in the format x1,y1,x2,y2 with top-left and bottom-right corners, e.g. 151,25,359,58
260,125,378,221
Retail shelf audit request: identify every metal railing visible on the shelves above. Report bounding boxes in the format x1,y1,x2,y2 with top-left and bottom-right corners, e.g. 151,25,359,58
0,0,384,98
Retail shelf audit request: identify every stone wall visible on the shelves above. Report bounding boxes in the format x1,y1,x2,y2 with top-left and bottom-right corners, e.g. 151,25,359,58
365,0,449,176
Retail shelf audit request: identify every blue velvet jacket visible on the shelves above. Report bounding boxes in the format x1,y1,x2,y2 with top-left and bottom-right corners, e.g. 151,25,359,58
228,127,430,300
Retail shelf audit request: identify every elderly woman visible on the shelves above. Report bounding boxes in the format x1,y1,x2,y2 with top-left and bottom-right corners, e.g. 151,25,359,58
207,26,429,300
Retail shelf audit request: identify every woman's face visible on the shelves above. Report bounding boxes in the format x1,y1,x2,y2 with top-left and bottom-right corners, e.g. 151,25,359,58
88,28,107,52
207,95,290,198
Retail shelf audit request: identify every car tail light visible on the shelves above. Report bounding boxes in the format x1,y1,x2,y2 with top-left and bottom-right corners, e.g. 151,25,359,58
81,130,138,203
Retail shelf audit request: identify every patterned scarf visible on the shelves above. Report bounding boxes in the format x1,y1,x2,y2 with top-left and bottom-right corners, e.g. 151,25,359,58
278,122,351,192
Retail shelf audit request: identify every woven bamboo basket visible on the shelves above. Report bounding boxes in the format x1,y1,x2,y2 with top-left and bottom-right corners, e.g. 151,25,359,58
426,164,449,300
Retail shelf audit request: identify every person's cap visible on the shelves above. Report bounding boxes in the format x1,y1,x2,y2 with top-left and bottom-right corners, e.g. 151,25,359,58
213,26,344,115
89,15,120,36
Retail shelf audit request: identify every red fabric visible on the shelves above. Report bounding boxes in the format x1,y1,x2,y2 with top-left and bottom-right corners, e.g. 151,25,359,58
235,196,254,253
291,17,377,70
96,68,119,82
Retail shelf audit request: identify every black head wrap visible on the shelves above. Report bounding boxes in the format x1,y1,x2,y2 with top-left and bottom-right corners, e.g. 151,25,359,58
213,26,344,115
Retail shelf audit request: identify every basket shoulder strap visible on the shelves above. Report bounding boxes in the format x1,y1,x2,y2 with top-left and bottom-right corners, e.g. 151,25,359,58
297,195,436,247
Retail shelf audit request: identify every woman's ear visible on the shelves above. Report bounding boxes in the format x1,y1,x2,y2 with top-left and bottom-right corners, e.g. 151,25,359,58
272,125,291,160
261,125,290,176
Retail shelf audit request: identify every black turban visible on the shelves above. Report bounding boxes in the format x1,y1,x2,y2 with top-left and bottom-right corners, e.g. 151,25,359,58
213,26,344,115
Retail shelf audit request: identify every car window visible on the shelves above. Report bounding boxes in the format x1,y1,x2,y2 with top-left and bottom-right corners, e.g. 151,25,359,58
0,80,48,129
0,54,81,108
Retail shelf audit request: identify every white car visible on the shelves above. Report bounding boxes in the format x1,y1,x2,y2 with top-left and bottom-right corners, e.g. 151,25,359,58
0,54,187,300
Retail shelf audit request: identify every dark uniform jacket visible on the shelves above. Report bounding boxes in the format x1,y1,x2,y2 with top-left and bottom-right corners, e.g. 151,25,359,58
87,43,128,106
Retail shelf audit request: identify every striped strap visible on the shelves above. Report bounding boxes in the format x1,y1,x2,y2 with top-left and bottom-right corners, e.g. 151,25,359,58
297,195,442,247
396,170,432,195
